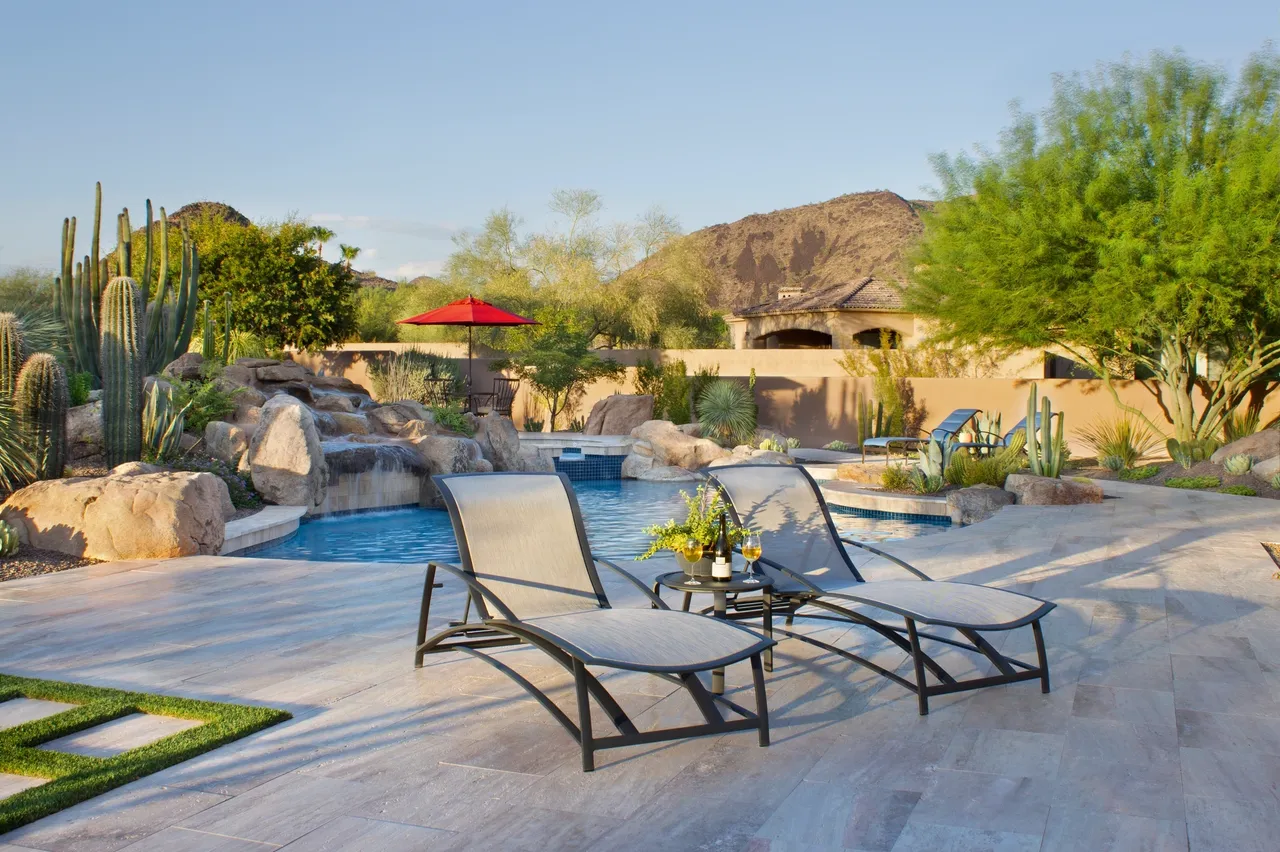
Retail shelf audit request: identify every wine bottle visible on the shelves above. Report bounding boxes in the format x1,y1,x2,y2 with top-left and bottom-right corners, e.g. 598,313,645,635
712,512,732,580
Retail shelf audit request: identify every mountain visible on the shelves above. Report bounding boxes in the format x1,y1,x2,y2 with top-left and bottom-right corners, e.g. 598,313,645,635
686,190,929,310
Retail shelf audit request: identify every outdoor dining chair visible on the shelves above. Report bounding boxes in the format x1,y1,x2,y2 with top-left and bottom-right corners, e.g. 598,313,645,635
469,378,519,417
860,408,981,460
708,464,1055,715
415,471,775,771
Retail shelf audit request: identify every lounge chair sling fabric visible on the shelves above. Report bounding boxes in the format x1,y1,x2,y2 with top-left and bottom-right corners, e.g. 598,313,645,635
861,408,981,456
708,464,1055,715
415,471,775,771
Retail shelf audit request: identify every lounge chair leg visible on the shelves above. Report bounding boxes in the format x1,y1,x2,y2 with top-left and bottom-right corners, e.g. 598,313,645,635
1032,619,1051,694
763,588,774,673
906,618,929,716
751,653,770,747
574,659,595,772
415,564,438,667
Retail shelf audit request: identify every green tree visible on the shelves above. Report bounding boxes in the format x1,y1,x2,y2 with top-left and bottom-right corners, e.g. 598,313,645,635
493,309,625,430
339,244,361,270
352,287,401,342
906,48,1280,441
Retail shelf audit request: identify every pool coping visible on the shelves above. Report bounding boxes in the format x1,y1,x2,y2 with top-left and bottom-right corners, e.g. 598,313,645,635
819,480,950,518
220,506,308,555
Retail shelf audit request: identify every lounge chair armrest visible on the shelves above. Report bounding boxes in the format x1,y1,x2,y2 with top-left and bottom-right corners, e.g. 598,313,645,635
837,539,934,581
592,556,671,610
427,562,522,622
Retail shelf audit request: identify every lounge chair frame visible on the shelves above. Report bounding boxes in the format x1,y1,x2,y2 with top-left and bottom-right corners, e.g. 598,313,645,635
708,464,1055,715
860,408,981,461
415,472,773,771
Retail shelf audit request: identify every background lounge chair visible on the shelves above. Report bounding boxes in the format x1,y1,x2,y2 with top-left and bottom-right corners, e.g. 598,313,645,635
953,412,1061,452
415,471,775,771
860,408,981,460
708,464,1055,715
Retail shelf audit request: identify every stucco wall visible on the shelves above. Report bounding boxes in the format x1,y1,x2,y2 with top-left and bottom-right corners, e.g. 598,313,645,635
293,344,1280,453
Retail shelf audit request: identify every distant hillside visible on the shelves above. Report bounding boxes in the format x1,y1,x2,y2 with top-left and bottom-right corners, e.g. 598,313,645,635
686,191,929,310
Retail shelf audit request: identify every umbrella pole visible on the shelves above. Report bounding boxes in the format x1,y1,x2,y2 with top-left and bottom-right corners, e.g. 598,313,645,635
468,326,474,409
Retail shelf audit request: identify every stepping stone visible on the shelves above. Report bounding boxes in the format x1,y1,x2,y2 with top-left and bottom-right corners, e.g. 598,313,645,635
0,698,77,731
38,713,203,758
0,772,45,799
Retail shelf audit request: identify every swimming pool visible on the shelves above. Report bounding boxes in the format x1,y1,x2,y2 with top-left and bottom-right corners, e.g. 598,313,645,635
246,479,949,563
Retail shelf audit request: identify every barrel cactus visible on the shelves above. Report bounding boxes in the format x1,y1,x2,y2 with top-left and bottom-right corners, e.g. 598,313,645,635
15,353,69,481
100,277,145,467
0,311,26,399
0,520,19,558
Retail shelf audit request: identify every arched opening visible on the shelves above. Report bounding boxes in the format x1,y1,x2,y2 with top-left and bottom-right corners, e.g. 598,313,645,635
853,328,902,349
751,328,833,349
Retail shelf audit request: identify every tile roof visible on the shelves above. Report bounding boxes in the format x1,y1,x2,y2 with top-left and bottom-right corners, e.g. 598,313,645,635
733,276,905,317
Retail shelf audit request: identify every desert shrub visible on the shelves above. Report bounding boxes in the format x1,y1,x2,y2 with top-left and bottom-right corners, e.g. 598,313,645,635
523,418,544,433
658,360,692,423
430,403,475,437
945,431,1026,488
1119,464,1161,481
696,379,756,447
1222,408,1261,443
172,376,240,436
909,470,946,494
568,417,585,432
1099,454,1126,471
1222,454,1254,475
634,358,664,397
369,348,462,403
170,454,262,509
1221,485,1257,496
67,372,93,407
1165,476,1221,489
1272,472,1280,490
824,440,853,452
881,464,914,491
1077,415,1161,469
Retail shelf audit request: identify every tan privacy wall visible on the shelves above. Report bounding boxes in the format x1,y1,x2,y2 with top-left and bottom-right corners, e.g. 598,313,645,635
293,345,1280,453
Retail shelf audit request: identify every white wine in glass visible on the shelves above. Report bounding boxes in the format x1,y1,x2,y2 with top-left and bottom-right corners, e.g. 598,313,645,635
742,533,762,583
680,538,704,585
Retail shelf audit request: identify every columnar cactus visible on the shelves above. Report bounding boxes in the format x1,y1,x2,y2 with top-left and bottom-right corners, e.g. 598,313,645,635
222,293,233,365
1025,382,1066,478
202,300,216,362
15,353,69,481
0,311,26,399
0,520,19,558
100,277,145,467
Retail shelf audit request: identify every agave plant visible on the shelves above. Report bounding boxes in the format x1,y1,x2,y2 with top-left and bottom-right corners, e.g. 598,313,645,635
1099,454,1126,471
142,381,192,462
696,379,756,447
1223,453,1254,475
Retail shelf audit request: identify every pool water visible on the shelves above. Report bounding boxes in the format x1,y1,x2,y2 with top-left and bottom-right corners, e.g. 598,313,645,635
247,479,948,564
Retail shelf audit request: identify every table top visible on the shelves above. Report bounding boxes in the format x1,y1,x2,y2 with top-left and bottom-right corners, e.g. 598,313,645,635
655,570,773,594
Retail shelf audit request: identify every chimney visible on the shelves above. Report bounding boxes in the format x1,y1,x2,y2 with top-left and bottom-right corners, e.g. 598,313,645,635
777,285,803,301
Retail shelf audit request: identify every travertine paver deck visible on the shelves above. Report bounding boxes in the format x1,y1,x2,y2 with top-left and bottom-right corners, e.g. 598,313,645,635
0,480,1278,850
38,714,203,759
0,700,77,731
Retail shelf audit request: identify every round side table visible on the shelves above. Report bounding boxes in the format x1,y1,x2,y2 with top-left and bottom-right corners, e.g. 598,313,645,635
651,569,774,694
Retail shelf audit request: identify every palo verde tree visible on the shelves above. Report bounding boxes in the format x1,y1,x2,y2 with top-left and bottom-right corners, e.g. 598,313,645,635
906,48,1280,441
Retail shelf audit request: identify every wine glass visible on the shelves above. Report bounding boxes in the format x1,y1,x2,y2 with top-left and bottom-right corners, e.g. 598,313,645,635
680,537,704,585
741,532,763,584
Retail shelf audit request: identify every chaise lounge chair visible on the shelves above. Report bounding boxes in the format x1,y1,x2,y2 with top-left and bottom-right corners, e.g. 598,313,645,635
953,412,1059,452
707,464,1055,715
414,471,775,771
860,408,981,460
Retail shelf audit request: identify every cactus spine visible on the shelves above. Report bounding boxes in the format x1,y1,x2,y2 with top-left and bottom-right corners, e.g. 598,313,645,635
0,520,19,558
100,277,145,467
1025,382,1066,478
0,312,26,399
15,353,69,481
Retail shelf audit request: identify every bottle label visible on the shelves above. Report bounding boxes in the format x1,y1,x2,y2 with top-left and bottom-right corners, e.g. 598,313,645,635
712,556,732,579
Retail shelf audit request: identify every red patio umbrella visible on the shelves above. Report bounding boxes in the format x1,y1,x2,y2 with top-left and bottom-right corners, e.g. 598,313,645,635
396,295,537,394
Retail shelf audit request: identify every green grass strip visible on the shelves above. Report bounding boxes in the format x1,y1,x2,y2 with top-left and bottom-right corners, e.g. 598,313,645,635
0,673,289,834
1165,476,1221,489
1119,464,1161,481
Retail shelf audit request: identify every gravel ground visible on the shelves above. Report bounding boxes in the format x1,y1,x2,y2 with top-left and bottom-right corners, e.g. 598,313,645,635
1,548,100,582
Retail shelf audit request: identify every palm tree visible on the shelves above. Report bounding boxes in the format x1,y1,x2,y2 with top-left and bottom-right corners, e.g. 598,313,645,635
339,244,361,270
312,227,335,258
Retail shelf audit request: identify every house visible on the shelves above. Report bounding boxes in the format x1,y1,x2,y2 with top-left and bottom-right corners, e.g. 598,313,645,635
725,276,923,350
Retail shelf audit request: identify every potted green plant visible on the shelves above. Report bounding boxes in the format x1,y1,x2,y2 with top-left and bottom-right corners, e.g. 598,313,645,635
639,484,747,577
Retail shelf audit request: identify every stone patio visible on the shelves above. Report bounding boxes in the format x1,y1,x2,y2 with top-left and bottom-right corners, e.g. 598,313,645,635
1,480,1278,850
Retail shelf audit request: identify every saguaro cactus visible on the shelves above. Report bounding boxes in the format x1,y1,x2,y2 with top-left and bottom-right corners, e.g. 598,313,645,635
0,311,26,399
1025,382,1066,478
15,353,69,481
202,300,216,361
100,277,145,467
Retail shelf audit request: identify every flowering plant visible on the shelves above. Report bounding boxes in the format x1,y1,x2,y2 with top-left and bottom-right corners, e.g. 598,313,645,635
638,483,747,560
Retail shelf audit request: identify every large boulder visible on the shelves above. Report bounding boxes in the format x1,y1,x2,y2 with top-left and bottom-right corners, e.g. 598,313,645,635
584,395,654,436
401,418,440,440
67,401,104,465
220,364,255,389
639,465,702,482
0,471,231,561
1211,430,1280,465
212,378,267,424
512,445,556,472
205,421,250,464
1254,454,1280,482
621,452,655,479
947,484,1014,526
329,412,372,436
474,415,521,470
272,381,314,406
308,376,370,397
630,420,729,470
367,402,433,435
410,435,492,507
235,358,280,369
313,394,357,413
835,462,881,485
163,352,206,382
242,395,328,512
1004,474,1103,506
256,361,312,383
706,446,794,468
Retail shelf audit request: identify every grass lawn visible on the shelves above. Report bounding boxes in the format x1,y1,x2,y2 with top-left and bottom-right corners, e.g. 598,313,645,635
0,673,289,834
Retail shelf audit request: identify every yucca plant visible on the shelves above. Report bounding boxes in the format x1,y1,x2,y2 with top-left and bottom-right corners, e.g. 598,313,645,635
1077,414,1162,470
1223,408,1261,443
696,379,757,447
0,398,35,495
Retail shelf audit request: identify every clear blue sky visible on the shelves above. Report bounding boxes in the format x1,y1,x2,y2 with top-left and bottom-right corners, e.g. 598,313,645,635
2,1,1277,279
